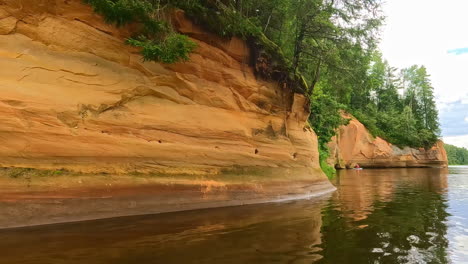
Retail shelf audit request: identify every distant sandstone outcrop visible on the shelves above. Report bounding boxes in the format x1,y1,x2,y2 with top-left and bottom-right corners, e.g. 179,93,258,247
327,114,448,169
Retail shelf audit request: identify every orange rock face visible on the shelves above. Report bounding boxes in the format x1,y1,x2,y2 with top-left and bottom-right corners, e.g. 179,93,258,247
0,1,329,181
0,1,336,226
328,116,448,169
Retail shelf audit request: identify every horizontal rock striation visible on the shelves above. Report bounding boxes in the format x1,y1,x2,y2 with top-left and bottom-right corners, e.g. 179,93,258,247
0,0,333,227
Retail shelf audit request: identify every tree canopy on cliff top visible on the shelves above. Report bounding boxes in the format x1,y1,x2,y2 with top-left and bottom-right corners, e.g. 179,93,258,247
85,0,382,92
349,55,440,149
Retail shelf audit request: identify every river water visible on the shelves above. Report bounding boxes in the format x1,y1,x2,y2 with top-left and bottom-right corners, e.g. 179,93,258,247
0,167,467,264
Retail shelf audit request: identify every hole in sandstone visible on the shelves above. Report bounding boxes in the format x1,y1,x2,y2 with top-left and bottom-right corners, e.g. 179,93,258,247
292,153,297,159
158,140,162,144
255,149,259,154
215,146,220,149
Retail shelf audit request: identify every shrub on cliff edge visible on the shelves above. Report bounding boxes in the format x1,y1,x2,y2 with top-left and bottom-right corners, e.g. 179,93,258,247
85,0,196,63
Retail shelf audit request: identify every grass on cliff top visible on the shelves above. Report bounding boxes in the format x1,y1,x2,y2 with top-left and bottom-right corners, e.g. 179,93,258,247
85,0,197,64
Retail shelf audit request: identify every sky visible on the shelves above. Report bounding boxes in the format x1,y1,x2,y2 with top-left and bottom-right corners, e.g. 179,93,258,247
380,0,468,149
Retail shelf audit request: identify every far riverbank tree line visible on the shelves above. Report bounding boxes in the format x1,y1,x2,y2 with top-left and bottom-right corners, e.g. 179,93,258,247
444,144,468,165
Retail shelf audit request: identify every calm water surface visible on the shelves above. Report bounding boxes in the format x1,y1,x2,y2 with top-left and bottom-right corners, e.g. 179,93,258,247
1,167,467,264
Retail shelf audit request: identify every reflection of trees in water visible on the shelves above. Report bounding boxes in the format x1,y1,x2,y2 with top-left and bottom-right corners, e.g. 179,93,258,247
318,169,450,263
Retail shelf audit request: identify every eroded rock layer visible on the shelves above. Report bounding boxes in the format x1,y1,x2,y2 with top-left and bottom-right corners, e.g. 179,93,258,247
328,115,448,169
0,0,333,226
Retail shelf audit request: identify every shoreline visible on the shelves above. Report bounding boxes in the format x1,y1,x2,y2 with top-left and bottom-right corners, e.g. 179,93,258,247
0,168,335,229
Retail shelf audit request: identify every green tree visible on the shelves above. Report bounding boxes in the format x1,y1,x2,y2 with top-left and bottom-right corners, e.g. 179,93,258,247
444,144,468,165
309,85,348,178
348,58,441,149
401,65,440,148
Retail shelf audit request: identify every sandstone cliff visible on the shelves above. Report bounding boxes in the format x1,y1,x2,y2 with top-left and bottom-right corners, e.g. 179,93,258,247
328,115,448,169
0,0,333,227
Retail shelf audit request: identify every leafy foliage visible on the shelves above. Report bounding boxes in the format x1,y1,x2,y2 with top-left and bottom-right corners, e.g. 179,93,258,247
349,54,440,149
85,0,196,63
309,86,348,148
444,144,468,165
309,86,349,178
170,0,262,38
319,147,337,179
165,0,383,96
127,34,196,63
314,49,440,151
168,0,307,93
85,0,153,27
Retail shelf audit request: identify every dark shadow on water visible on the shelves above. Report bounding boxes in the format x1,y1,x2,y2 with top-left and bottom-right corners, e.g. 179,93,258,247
0,197,330,264
0,168,454,264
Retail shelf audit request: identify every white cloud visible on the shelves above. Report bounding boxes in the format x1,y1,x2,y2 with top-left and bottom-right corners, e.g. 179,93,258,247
463,97,468,105
465,116,468,123
444,135,468,149
380,0,468,141
381,0,468,104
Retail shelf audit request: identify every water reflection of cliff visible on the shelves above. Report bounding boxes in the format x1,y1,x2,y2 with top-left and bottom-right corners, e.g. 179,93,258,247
319,168,450,263
0,196,329,264
333,168,448,222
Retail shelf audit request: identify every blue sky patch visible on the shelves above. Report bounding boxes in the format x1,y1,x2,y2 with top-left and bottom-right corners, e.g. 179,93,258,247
440,100,468,137
448,48,468,55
